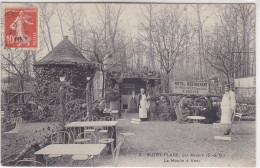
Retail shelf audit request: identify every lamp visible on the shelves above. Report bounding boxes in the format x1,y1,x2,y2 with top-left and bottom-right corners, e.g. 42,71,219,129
59,76,65,82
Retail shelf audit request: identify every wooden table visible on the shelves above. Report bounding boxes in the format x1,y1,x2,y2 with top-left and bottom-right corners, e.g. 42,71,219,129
35,144,106,155
35,144,106,165
187,116,205,141
187,116,206,123
103,110,119,120
65,121,119,147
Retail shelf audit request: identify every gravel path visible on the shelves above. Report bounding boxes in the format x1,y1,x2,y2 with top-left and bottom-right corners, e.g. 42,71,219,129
1,114,255,167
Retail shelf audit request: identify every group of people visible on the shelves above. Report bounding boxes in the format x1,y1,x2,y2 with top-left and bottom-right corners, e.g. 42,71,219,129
128,84,236,135
128,88,150,121
175,84,236,135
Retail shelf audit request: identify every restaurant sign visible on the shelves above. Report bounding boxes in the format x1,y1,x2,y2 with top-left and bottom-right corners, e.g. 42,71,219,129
171,81,209,95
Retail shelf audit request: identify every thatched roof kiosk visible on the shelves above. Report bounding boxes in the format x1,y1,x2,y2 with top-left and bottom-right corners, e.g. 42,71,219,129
33,36,97,102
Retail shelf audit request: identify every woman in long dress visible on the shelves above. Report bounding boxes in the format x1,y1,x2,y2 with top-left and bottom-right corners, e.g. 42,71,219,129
138,88,148,121
128,90,138,113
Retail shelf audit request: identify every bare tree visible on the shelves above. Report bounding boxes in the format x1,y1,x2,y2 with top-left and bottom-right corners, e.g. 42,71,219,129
205,27,245,85
205,4,256,84
1,50,38,93
72,4,126,97
39,3,56,50
139,4,156,70
149,6,187,92
55,3,65,38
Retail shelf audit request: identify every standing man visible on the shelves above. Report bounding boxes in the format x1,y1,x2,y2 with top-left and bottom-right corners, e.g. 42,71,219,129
138,88,148,121
220,84,236,135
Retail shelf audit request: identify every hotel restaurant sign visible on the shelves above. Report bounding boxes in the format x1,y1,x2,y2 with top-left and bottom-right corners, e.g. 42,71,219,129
171,81,209,95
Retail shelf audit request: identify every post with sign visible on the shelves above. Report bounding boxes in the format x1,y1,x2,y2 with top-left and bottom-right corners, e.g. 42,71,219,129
170,81,209,95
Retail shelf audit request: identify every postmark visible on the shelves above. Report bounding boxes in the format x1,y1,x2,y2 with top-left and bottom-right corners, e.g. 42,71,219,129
5,8,38,48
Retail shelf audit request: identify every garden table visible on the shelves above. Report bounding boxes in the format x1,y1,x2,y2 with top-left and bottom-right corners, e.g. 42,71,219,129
35,144,106,155
65,121,118,147
187,116,206,143
34,144,106,166
187,116,205,123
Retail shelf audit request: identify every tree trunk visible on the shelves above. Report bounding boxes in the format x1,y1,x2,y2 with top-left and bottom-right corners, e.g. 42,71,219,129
165,72,170,93
19,77,25,103
226,73,230,86
101,69,105,98
46,23,54,50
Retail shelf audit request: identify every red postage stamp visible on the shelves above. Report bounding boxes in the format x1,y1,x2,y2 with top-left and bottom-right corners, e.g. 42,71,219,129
5,8,38,48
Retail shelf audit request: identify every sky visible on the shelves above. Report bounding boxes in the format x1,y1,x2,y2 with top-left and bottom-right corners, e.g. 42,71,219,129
2,3,217,59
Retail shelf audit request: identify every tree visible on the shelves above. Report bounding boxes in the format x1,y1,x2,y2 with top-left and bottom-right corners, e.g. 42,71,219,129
76,4,126,97
1,50,37,95
204,4,255,84
149,6,187,92
205,27,245,85
55,3,65,38
39,3,56,50
64,5,85,49
139,4,156,70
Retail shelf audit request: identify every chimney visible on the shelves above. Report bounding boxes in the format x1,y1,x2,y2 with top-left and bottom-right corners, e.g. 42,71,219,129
64,35,68,39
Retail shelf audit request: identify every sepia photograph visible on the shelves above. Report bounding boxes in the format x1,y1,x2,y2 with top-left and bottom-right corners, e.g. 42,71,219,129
0,2,257,167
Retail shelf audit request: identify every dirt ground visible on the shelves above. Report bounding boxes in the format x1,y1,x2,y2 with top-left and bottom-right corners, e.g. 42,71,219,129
1,113,256,167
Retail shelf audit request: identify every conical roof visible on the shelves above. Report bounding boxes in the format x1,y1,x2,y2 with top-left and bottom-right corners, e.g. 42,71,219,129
34,36,89,65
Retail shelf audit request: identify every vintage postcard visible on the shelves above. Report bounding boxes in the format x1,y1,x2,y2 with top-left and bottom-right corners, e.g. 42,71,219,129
0,2,256,167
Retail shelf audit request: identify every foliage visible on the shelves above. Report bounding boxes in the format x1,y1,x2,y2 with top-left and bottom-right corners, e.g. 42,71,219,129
65,99,86,122
90,99,110,118
34,64,96,103
1,122,60,165
157,98,174,121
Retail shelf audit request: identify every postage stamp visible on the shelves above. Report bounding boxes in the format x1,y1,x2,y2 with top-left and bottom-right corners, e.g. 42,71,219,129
5,8,38,48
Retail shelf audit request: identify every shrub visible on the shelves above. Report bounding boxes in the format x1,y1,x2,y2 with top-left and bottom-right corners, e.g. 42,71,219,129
65,99,86,122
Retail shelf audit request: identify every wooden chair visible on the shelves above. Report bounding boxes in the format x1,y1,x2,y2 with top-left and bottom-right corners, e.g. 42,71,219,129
113,141,123,166
213,123,232,141
72,132,97,166
98,116,113,134
105,116,113,121
3,117,23,141
120,118,140,152
230,113,243,137
74,132,96,144
117,109,127,121
46,131,71,166
15,159,45,166
51,131,71,144
110,110,118,120
99,141,123,167
98,126,115,158
83,115,97,133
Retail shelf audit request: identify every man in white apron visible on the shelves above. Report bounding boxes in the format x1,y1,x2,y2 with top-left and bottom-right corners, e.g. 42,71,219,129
138,88,148,121
220,84,236,135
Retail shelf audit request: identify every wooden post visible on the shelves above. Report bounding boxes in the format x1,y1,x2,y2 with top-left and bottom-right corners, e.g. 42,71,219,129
86,78,91,118
59,84,66,130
